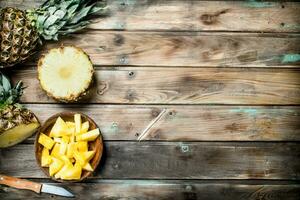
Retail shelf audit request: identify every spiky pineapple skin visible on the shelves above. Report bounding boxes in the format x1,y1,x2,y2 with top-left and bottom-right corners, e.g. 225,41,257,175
0,7,39,68
0,104,38,133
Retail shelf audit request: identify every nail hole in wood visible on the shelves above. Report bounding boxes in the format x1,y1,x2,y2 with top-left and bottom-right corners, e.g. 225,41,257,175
112,122,118,128
185,185,192,191
135,132,140,137
181,145,189,153
113,163,119,169
128,71,135,77
280,22,285,27
119,55,128,64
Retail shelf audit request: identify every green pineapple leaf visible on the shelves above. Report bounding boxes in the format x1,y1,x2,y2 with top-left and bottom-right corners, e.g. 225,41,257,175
28,0,107,41
1,73,11,92
0,73,25,108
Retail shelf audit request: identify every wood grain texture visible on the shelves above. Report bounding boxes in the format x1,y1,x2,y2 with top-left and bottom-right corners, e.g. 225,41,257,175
1,180,300,200
19,104,300,141
1,1,300,32
11,68,300,105
1,142,299,179
25,32,300,67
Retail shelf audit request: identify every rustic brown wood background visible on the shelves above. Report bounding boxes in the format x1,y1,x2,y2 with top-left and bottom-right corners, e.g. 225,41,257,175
1,0,300,199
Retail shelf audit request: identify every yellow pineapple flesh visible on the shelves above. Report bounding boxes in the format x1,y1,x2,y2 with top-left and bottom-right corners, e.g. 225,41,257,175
38,46,94,102
38,114,100,180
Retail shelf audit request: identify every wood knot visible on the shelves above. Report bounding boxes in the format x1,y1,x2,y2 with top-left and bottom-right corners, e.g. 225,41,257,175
200,14,217,25
126,89,137,102
114,34,125,46
97,81,109,95
200,9,230,25
151,109,160,117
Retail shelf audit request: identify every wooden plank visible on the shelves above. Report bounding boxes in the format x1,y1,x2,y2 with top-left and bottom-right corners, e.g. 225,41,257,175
1,1,300,32
10,68,300,105
25,32,300,67
1,180,300,200
1,142,299,179
20,104,300,142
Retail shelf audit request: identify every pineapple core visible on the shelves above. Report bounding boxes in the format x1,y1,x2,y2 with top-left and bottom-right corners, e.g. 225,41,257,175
59,66,73,79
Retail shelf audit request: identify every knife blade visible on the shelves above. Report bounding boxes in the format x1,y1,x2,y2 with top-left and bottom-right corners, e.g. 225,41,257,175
41,184,74,197
0,174,74,198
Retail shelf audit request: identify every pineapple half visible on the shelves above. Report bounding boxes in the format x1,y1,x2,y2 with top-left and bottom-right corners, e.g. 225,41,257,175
0,0,106,68
38,46,94,102
0,73,40,148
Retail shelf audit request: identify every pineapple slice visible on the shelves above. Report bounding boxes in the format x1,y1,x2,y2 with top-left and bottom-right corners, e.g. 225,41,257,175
66,142,76,158
49,157,64,176
74,114,81,135
66,121,75,129
53,137,62,143
59,141,68,155
38,133,55,150
38,46,94,102
80,121,89,134
76,128,100,141
83,151,96,162
41,148,52,167
73,150,95,166
54,163,73,179
70,134,75,143
50,117,71,137
76,141,88,152
60,155,73,166
51,143,61,158
61,162,82,180
62,135,70,143
73,151,86,166
82,162,93,172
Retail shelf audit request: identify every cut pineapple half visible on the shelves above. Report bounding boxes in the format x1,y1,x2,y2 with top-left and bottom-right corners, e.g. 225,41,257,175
38,46,94,102
0,123,40,148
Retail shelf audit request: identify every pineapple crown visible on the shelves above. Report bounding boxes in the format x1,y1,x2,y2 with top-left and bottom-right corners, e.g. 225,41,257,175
0,72,24,109
26,0,106,41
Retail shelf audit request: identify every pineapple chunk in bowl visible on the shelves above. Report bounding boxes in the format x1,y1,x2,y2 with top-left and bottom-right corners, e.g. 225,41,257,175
35,112,103,182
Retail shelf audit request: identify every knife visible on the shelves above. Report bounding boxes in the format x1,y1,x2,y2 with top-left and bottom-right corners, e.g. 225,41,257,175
0,174,74,197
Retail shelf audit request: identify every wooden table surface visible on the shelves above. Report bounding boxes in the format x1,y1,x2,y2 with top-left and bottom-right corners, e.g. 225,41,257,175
1,0,300,199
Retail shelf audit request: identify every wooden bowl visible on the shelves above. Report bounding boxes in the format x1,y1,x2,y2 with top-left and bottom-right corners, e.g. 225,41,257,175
35,112,103,182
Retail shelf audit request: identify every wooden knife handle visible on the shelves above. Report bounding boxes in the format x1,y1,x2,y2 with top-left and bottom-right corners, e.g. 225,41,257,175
0,174,41,193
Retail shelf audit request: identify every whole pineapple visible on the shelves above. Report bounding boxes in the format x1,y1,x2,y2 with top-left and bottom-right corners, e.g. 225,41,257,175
0,0,106,68
0,73,40,148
